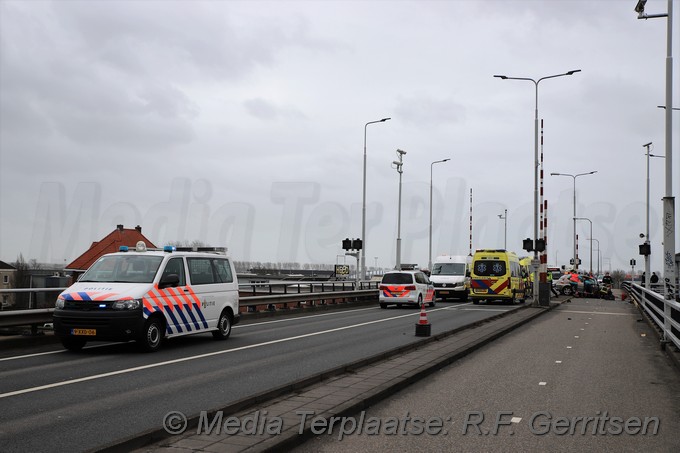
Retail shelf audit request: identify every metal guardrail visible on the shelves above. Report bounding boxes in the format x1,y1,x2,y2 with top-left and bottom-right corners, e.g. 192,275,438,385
623,281,680,351
0,283,379,331
0,308,55,330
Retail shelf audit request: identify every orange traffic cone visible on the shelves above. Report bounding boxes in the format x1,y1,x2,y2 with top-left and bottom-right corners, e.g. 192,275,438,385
415,302,431,337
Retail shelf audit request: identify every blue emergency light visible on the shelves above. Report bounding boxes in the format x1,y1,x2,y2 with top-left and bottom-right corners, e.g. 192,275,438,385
119,246,129,252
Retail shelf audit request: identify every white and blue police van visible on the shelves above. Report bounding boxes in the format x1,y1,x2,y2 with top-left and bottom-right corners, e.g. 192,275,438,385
53,242,240,352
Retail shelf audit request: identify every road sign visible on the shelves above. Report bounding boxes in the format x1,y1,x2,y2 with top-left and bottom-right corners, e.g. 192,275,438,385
335,264,350,276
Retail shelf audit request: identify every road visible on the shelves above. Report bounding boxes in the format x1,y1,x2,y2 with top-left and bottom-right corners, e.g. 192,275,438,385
295,297,680,452
0,301,520,452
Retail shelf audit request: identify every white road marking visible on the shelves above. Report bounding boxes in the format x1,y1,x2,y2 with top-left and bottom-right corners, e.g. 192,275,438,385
0,304,493,399
555,361,562,364
539,382,547,386
511,417,522,423
236,306,378,328
560,310,634,316
0,341,121,362
0,303,488,363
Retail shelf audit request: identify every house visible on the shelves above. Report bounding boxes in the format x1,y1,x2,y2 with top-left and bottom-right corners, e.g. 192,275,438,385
64,225,157,278
0,260,16,309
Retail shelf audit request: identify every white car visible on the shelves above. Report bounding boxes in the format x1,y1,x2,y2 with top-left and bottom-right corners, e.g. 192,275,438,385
379,270,435,308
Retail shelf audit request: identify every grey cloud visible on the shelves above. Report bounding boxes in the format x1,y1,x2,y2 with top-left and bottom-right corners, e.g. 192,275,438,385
394,96,467,128
243,98,307,121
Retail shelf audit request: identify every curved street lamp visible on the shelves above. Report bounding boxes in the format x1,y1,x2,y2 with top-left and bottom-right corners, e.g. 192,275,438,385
498,209,507,250
392,149,406,270
635,0,675,307
643,142,665,290
551,171,597,271
574,217,593,274
361,118,390,280
429,158,450,271
494,69,581,307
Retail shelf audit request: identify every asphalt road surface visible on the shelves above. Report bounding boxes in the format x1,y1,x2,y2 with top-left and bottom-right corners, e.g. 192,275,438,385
0,300,520,452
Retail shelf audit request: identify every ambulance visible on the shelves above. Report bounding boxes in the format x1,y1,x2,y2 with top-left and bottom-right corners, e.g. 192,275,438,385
53,242,240,352
469,249,526,304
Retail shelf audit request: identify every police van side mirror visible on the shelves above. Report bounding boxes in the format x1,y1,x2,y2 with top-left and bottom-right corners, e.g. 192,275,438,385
159,273,180,289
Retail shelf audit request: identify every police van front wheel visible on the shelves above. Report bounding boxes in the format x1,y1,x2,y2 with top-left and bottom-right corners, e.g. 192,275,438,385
212,310,232,340
139,317,164,352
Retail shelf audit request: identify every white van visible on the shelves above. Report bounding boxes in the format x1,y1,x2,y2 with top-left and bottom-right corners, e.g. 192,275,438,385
429,255,470,301
53,242,240,352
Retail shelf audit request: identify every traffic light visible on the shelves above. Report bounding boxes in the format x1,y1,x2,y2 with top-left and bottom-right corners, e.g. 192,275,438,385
523,238,545,252
342,238,363,251
342,238,352,250
639,243,651,256
534,239,546,252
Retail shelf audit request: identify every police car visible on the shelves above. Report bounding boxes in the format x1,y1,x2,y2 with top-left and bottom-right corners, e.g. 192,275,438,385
53,242,240,352
379,270,435,308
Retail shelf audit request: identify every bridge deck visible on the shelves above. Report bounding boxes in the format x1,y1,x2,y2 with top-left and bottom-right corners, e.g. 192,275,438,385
128,297,680,452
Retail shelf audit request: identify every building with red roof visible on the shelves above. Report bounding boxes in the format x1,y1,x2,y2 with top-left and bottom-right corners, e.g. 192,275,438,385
65,225,156,274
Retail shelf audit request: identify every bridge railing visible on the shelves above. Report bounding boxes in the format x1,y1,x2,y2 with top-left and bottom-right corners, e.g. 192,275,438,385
0,283,379,331
623,281,680,351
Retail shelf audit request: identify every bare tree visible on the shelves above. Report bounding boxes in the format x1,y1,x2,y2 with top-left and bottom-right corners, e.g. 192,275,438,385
611,270,626,289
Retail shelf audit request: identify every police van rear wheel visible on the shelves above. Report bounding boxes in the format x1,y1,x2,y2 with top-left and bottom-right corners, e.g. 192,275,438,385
61,337,86,351
379,303,387,309
139,317,164,352
212,310,232,340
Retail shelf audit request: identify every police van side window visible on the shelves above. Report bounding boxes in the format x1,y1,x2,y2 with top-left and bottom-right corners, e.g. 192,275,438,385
187,258,215,285
212,259,233,283
162,258,186,286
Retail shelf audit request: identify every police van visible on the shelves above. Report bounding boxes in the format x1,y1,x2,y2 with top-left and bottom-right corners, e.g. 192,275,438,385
53,242,240,352
469,249,526,304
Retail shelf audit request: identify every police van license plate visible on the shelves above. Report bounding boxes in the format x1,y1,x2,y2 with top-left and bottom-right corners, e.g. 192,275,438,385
71,328,96,336
440,291,450,295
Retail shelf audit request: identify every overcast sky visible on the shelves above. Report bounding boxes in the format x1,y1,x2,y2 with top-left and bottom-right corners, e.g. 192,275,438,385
1,0,678,273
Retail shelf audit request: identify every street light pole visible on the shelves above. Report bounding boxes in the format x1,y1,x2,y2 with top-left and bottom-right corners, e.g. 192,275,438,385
588,238,600,275
575,217,593,274
498,209,507,249
644,142,665,290
393,149,406,270
495,69,580,307
635,0,676,319
551,171,597,271
429,158,450,271
362,118,391,281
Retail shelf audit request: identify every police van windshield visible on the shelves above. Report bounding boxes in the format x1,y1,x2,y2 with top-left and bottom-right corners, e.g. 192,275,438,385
79,255,164,283
431,263,466,276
